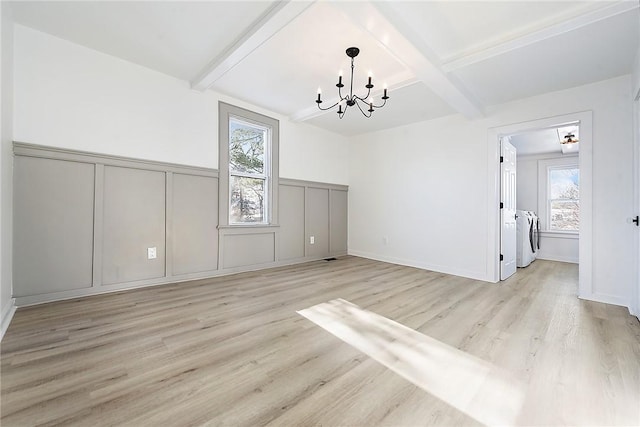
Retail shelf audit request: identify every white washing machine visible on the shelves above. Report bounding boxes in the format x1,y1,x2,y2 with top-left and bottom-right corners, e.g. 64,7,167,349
516,210,539,268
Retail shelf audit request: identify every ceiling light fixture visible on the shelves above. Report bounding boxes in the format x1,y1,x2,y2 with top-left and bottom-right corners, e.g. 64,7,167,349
560,130,579,154
562,132,579,144
315,47,389,119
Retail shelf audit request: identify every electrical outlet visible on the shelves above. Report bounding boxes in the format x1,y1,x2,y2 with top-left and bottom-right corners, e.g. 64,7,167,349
309,236,315,245
147,247,157,259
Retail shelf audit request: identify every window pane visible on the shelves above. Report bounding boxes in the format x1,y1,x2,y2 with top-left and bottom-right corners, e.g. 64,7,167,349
549,168,579,199
230,176,265,223
550,200,579,231
229,119,266,174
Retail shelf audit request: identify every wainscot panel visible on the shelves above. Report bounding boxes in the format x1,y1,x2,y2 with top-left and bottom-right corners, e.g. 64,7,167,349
278,184,305,261
13,156,95,296
306,187,330,257
102,166,166,284
221,230,276,269
12,143,348,306
172,173,219,275
330,189,348,254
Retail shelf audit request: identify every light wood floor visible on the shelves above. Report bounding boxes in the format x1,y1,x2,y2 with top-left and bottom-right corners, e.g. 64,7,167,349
1,257,639,426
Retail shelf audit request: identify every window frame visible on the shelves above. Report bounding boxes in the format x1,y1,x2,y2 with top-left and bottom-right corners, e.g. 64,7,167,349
219,102,279,228
547,166,580,232
228,116,271,225
537,157,579,235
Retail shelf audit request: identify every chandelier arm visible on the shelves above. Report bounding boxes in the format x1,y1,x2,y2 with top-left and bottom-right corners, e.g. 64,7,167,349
315,47,389,119
317,101,341,111
355,99,372,118
372,98,388,109
352,89,372,104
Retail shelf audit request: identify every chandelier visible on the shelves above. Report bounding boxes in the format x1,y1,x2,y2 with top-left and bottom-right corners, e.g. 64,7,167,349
315,47,389,119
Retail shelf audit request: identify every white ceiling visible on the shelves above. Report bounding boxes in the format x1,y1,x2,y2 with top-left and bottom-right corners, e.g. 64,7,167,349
510,124,579,156
9,0,640,137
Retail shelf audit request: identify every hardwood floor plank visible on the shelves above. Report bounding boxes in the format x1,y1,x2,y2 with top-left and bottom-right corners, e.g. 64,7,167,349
2,256,639,426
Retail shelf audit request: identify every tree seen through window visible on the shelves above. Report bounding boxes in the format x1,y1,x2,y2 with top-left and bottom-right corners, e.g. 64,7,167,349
549,167,579,231
229,119,269,223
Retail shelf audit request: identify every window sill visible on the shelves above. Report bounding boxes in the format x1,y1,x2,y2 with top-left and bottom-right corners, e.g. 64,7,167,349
540,230,579,239
218,224,280,230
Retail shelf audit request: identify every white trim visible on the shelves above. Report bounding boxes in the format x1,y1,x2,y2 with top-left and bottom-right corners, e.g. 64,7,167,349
334,1,483,119
580,292,629,309
442,2,638,72
1,298,16,341
516,152,578,162
487,112,593,299
537,157,580,233
348,249,488,282
539,230,578,240
228,116,271,225
190,1,314,91
634,93,640,320
536,255,579,264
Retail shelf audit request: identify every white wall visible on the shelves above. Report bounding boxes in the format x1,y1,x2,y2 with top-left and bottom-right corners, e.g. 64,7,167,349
517,153,579,264
350,75,634,309
0,1,15,338
516,156,539,213
13,25,349,184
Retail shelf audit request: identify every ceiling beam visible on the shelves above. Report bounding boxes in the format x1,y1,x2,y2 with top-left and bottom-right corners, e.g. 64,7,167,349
332,1,484,120
290,73,417,123
442,1,639,73
190,0,314,92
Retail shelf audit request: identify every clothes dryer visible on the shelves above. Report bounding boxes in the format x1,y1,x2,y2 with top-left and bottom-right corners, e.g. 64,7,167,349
516,210,539,268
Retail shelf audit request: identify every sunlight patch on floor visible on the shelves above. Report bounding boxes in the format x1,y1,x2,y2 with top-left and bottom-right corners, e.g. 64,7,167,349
297,299,526,426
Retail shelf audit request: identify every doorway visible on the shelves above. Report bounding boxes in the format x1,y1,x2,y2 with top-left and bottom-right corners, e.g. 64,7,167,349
500,123,581,281
487,112,593,297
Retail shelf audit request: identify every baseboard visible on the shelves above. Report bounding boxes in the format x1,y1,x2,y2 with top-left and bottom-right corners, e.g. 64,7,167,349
1,298,16,341
14,252,348,307
578,292,628,309
347,250,489,282
536,254,578,264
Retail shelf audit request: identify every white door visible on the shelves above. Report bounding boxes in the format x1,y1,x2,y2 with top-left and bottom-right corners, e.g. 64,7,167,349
633,95,640,319
501,137,517,280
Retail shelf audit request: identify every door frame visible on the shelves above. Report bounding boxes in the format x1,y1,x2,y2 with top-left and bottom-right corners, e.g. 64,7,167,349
632,93,640,318
486,111,593,298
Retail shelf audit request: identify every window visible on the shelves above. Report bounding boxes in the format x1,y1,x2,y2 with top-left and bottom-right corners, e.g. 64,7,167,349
219,102,279,227
540,163,579,232
229,118,269,223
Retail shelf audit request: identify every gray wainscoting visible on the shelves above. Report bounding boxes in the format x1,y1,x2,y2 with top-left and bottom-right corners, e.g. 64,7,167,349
12,143,348,305
171,173,219,275
102,166,166,285
14,156,95,296
306,187,330,257
278,184,305,261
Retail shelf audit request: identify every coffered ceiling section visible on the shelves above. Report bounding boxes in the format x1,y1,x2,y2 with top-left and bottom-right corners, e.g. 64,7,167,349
10,1,280,81
10,1,640,136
